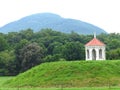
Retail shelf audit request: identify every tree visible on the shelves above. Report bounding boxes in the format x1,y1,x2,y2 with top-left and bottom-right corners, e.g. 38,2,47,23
14,39,30,73
62,42,85,60
7,32,22,48
107,48,120,60
18,42,45,72
43,54,62,62
0,50,16,76
107,39,120,50
0,36,8,51
19,29,34,40
47,42,63,55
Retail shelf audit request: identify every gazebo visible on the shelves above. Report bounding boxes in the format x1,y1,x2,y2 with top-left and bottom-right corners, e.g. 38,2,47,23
85,34,106,60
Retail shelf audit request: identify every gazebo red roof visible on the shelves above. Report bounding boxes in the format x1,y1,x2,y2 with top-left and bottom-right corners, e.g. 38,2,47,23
85,38,105,46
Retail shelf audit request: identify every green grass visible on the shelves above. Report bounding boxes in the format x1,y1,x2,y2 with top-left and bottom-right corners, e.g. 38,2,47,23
0,87,120,90
0,76,120,90
0,77,13,86
3,60,120,88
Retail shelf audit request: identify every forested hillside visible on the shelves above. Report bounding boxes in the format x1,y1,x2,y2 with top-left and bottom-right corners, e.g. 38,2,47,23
0,29,120,76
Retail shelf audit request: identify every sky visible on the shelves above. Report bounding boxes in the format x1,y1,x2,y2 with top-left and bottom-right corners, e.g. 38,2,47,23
0,0,120,33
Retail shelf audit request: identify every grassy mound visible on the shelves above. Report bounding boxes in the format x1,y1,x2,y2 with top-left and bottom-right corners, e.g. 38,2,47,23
3,60,120,87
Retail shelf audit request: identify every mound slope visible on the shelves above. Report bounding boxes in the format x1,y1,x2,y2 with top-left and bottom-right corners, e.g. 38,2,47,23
4,60,120,87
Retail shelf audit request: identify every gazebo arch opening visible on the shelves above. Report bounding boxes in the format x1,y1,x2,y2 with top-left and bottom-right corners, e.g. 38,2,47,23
99,49,102,59
92,49,96,60
87,49,89,59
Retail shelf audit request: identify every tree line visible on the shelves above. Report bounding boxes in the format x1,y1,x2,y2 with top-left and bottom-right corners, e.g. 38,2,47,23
0,28,120,76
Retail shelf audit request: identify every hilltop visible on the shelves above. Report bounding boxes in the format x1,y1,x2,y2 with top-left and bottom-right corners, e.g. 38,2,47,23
0,13,107,34
3,60,120,87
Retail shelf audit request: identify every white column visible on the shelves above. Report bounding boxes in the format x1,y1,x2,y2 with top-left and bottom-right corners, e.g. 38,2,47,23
102,48,106,60
96,48,99,60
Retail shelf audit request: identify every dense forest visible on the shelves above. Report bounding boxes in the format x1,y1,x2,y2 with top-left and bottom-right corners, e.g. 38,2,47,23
0,28,120,76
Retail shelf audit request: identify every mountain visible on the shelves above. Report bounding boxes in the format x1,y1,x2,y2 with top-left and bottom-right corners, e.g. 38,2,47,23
0,13,107,34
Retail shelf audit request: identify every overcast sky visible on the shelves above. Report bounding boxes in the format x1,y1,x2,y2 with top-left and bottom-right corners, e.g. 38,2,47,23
0,0,120,33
